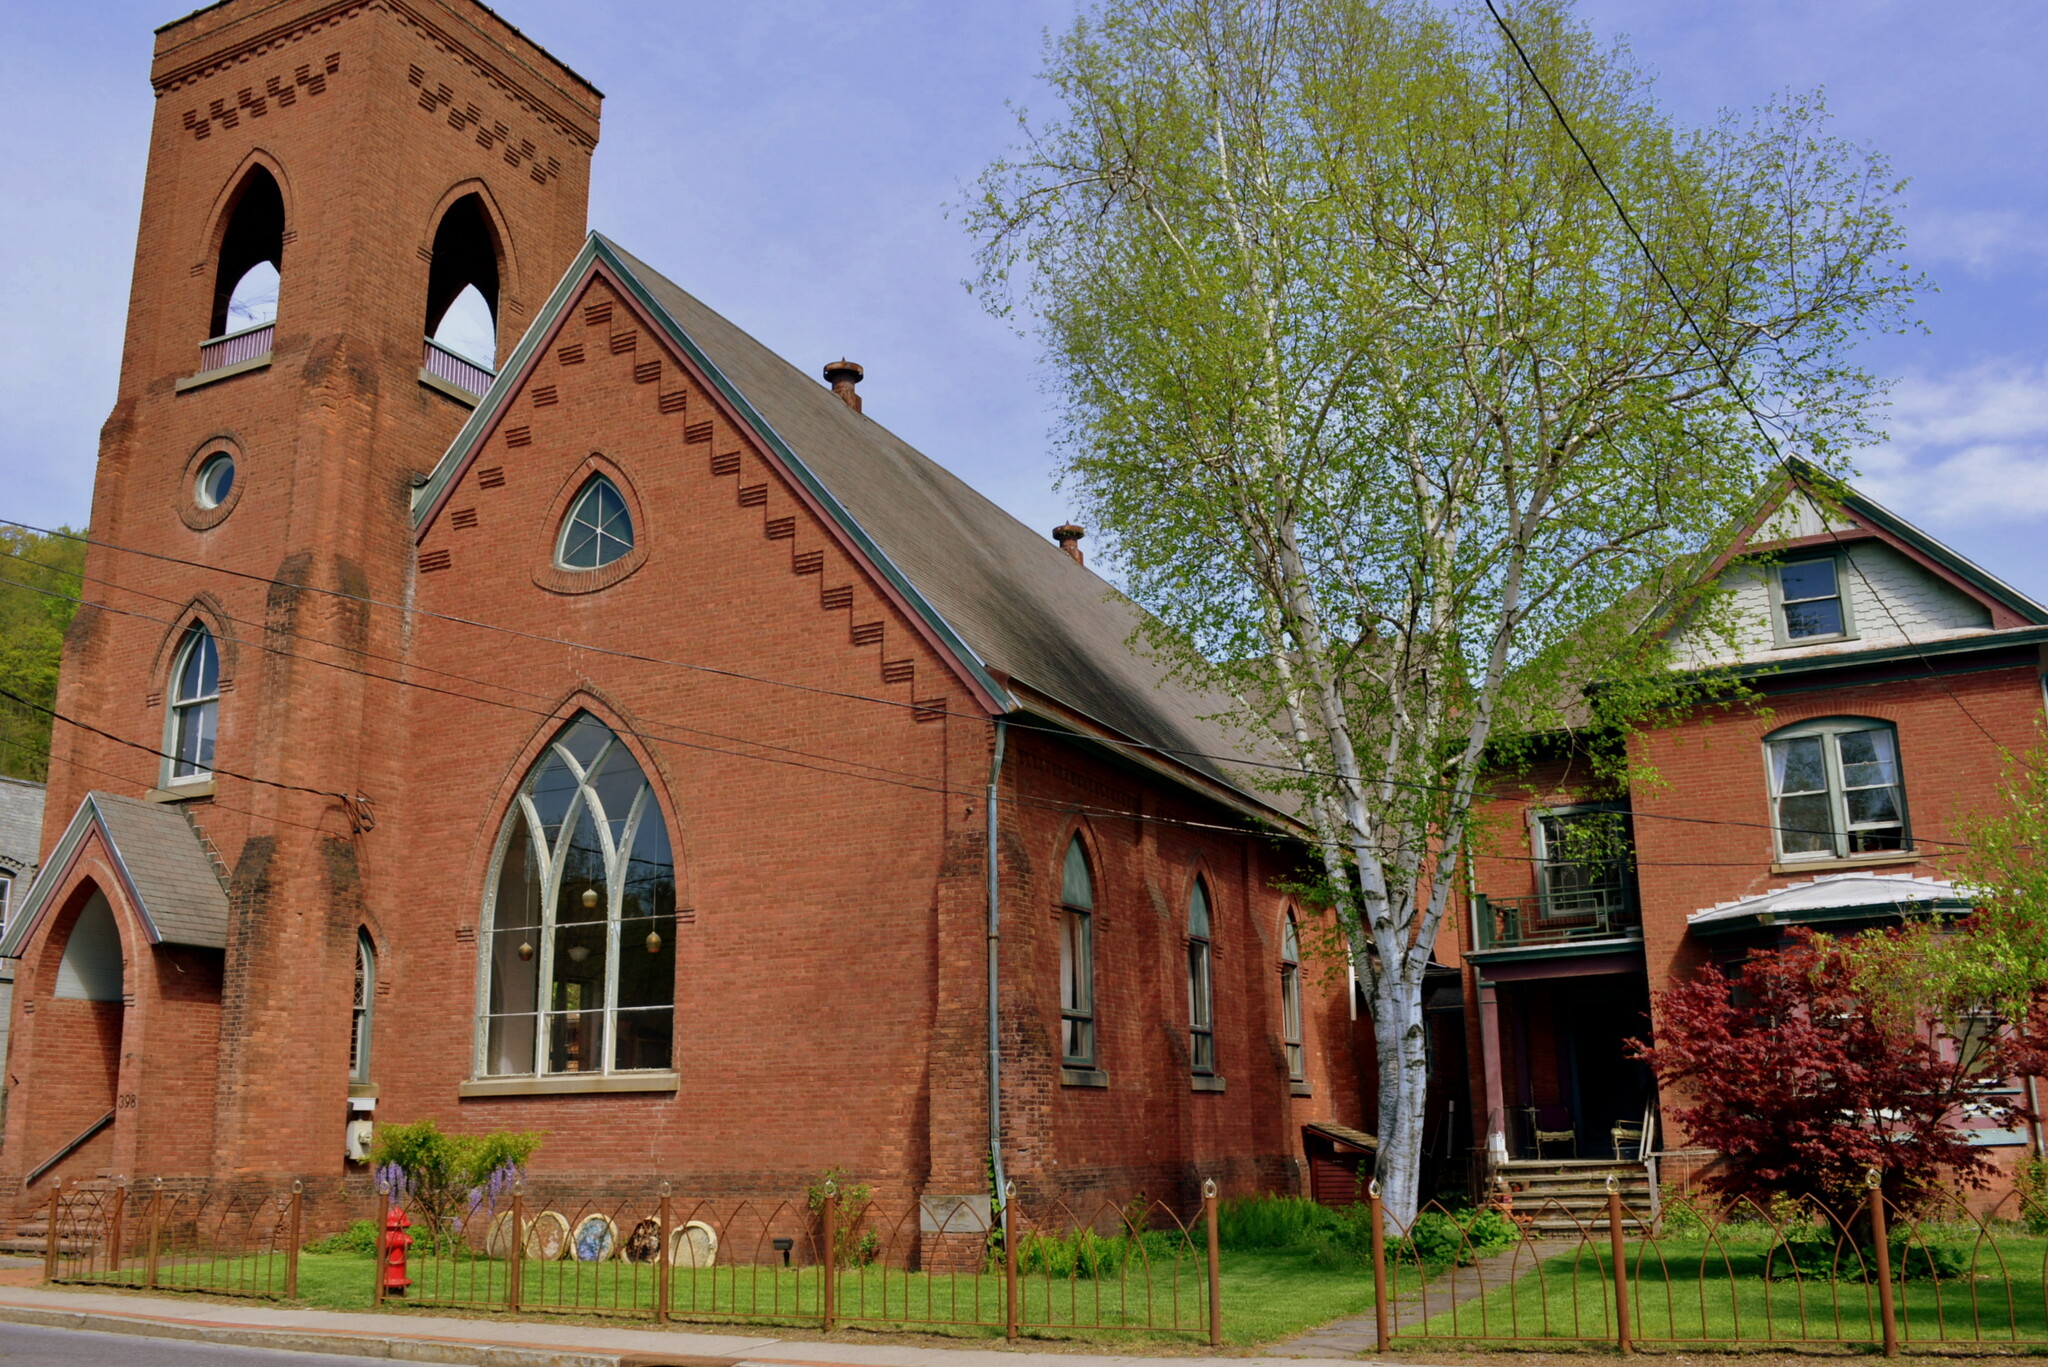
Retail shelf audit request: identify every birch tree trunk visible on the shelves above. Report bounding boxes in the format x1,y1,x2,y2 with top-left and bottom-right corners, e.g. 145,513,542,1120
970,0,1916,1227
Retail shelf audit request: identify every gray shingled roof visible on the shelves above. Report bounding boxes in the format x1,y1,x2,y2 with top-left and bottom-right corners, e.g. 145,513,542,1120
0,775,45,877
0,794,229,956
600,241,1274,803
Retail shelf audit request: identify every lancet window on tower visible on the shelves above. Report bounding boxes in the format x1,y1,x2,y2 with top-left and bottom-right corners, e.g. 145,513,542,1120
166,623,220,784
210,167,285,342
478,713,676,1079
423,194,502,395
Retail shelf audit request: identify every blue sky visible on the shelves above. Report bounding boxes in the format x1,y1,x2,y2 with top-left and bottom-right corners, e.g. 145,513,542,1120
6,2,2048,595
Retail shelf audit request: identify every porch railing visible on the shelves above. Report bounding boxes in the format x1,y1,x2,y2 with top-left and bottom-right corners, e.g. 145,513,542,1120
423,336,495,398
1473,890,1640,952
198,322,274,373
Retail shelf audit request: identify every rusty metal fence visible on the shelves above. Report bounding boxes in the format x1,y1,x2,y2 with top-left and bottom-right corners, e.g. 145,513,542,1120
44,1178,303,1300
36,1173,1220,1342
379,1177,1220,1341
1369,1170,2048,1355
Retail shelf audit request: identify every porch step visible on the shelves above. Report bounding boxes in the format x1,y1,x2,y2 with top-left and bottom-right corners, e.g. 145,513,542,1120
1498,1160,1652,1232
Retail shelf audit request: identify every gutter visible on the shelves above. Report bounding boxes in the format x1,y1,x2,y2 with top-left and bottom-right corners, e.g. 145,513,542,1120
986,720,1008,1221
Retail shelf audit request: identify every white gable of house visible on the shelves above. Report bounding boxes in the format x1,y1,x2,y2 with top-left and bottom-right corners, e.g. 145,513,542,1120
1669,494,1995,669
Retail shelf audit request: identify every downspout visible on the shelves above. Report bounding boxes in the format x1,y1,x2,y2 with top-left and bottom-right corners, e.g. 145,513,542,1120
986,719,1009,1216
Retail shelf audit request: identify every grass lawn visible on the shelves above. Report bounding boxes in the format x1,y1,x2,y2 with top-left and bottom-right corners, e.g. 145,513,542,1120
58,1246,1375,1347
1404,1228,2048,1350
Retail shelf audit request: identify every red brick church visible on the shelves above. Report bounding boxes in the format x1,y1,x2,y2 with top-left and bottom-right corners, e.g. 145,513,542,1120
0,0,1381,1213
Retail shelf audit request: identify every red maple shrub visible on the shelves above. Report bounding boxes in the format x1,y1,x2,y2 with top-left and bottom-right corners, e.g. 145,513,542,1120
1633,928,2046,1221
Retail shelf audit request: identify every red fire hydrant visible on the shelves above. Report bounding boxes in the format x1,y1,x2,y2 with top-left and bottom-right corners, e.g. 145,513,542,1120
381,1206,412,1297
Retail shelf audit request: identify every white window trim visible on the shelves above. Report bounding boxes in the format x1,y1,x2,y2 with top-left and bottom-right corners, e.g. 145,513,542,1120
1763,717,1910,861
350,931,375,1085
162,625,220,788
473,722,675,1080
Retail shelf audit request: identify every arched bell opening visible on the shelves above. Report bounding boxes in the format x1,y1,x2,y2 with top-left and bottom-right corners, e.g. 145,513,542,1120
424,194,502,371
210,166,285,339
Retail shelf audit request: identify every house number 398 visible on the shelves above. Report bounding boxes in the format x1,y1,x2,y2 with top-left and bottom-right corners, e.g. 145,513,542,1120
116,1094,137,1110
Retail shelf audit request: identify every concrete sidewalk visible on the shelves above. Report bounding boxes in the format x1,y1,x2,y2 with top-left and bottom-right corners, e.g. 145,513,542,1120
0,1282,1337,1367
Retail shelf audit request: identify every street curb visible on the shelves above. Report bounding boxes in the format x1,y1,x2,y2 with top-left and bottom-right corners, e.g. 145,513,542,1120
0,1301,738,1366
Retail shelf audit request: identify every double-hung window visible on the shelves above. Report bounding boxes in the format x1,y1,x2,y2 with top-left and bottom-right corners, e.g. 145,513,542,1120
1280,912,1304,1081
1766,718,1908,858
1059,837,1095,1067
1774,556,1854,644
1188,879,1215,1075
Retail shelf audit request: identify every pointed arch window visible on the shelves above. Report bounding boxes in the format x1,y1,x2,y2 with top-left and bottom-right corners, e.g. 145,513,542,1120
351,931,376,1085
1059,836,1095,1067
167,624,220,782
478,713,676,1078
1188,878,1215,1075
1280,912,1304,1081
556,476,635,570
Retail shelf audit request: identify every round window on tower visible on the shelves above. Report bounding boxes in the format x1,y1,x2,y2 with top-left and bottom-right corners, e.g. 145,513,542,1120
195,452,236,509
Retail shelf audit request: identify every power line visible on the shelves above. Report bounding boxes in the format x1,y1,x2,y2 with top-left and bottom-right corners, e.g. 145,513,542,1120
1481,0,2018,759
0,546,1991,854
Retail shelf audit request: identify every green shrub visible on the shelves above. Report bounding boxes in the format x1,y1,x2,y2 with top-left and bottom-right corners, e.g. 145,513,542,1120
1216,1194,1342,1250
1763,1233,1966,1282
1393,1207,1520,1269
2018,1158,2048,1234
371,1119,540,1245
806,1167,880,1268
303,1218,379,1254
1017,1227,1128,1279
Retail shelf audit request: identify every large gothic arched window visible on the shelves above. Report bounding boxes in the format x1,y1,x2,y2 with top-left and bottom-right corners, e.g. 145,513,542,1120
478,713,676,1078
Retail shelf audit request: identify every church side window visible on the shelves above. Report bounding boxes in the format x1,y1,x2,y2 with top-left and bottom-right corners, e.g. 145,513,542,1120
1059,836,1095,1067
556,476,635,570
1280,911,1304,1081
1188,878,1215,1075
350,931,375,1085
479,713,676,1078
167,624,220,783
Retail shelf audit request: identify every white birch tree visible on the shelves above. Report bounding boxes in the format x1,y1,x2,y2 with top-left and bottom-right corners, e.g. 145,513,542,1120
969,0,1917,1223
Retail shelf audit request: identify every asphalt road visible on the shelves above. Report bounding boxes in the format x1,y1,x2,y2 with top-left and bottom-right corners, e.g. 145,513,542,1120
0,1320,438,1365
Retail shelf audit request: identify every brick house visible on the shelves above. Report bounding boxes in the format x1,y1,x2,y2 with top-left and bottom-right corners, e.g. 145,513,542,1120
1458,468,2048,1216
0,0,1375,1217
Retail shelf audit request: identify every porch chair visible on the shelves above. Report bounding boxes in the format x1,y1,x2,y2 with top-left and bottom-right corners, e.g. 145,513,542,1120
1524,1105,1576,1159
1611,1119,1645,1161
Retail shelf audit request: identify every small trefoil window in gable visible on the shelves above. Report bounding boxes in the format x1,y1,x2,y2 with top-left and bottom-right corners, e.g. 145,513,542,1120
169,624,220,782
479,712,676,1078
556,476,634,570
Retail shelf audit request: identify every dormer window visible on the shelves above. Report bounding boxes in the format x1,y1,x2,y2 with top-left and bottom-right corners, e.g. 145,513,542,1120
1774,556,1853,644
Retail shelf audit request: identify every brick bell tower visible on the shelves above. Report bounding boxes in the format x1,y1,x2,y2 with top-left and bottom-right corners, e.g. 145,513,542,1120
8,0,597,1186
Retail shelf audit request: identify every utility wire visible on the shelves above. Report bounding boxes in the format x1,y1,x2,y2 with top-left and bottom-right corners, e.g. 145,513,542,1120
0,562,1985,854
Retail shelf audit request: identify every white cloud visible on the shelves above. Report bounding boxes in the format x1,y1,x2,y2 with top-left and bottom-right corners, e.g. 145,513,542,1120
1909,209,2048,276
1853,361,2048,523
